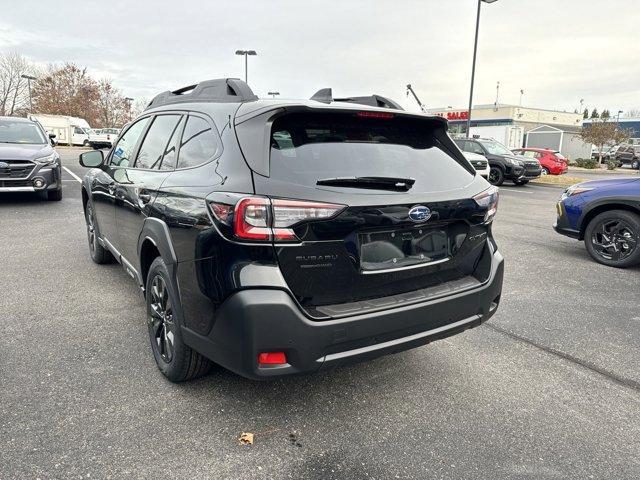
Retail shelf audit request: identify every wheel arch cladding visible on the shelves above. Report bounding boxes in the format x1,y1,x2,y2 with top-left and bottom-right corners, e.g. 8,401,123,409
81,187,88,210
579,202,640,239
138,218,178,285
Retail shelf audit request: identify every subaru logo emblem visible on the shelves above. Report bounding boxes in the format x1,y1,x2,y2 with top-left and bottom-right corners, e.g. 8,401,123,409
0,161,9,169
408,205,432,222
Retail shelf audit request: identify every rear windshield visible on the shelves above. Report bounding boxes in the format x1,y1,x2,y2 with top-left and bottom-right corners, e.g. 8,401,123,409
0,119,46,144
269,112,473,191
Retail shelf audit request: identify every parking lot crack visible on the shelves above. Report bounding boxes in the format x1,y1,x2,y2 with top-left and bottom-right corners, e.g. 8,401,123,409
484,323,640,393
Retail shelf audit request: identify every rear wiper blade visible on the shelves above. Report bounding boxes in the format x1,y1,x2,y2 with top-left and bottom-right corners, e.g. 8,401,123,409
316,176,415,191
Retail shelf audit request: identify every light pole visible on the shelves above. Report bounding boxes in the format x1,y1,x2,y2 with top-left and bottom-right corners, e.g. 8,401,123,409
466,0,498,138
268,91,280,99
235,50,257,84
124,97,134,123
21,74,37,112
617,110,623,123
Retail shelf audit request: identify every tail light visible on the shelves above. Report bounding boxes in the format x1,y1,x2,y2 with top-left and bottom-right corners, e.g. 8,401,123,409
209,196,345,242
473,186,499,222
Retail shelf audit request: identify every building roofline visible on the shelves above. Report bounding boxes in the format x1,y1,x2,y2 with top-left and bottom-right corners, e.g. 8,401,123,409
427,104,582,116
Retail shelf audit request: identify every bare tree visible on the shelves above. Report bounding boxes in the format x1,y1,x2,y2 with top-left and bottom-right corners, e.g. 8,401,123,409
96,79,128,128
129,98,149,121
0,51,37,116
624,108,640,118
580,119,631,164
31,63,101,125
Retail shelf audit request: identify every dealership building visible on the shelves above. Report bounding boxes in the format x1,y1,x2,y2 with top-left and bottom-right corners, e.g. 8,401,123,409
426,104,592,159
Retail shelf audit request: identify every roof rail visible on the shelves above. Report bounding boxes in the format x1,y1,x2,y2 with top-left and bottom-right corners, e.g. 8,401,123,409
146,78,258,110
309,88,404,111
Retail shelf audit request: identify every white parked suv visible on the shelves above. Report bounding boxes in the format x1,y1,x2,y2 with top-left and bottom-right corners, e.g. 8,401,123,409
462,151,490,179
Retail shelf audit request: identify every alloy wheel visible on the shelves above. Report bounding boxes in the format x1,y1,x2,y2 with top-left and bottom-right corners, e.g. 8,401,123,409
148,275,175,363
488,168,502,185
590,218,638,262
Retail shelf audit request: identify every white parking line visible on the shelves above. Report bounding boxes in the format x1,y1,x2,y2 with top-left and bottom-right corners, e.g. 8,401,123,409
62,166,82,183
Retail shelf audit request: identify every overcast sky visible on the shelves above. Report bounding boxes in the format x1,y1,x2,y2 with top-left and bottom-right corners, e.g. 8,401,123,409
1,0,639,114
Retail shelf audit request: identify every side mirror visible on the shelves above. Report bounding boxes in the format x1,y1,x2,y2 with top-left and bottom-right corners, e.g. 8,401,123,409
49,133,57,146
79,150,104,168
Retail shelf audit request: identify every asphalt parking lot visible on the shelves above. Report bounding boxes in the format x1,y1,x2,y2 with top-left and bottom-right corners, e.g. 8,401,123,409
1,148,639,479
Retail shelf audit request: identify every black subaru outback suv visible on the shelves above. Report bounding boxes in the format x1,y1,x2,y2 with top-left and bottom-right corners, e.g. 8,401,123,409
454,137,541,186
79,79,504,381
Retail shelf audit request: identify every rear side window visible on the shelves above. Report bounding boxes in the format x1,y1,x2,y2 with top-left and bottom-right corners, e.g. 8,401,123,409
135,114,182,169
270,112,473,192
177,116,221,169
111,117,151,167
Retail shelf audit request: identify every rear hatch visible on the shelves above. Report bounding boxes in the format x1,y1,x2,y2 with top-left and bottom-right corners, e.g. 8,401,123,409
236,108,494,317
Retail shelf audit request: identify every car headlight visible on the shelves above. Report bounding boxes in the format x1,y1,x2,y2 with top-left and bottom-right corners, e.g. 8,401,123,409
507,158,523,166
561,184,593,199
473,185,499,222
34,152,58,166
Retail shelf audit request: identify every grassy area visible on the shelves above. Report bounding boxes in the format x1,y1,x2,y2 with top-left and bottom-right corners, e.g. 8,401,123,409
531,175,585,187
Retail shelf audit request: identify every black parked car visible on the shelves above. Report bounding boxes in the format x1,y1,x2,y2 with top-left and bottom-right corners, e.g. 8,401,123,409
614,144,640,169
79,78,504,381
454,137,541,186
0,116,62,200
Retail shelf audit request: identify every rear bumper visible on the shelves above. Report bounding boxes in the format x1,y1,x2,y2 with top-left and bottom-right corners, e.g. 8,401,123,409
89,141,112,149
182,249,504,380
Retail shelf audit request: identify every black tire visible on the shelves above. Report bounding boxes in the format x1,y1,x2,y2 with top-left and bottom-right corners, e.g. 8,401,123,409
584,210,640,268
513,179,529,186
632,159,639,170
83,139,90,147
488,166,504,186
85,201,112,264
146,257,212,382
541,167,549,175
47,187,62,201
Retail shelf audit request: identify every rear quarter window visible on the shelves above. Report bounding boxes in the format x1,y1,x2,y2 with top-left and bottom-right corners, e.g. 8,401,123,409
177,116,222,169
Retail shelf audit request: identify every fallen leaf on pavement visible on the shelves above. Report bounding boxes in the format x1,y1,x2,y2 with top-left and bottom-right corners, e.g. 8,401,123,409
239,432,254,445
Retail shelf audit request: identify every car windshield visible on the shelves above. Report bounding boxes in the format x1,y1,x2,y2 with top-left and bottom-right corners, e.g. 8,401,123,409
0,119,46,144
477,139,512,155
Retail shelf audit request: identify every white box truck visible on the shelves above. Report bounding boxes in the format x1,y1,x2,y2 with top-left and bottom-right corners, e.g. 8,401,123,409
469,125,524,149
27,114,92,146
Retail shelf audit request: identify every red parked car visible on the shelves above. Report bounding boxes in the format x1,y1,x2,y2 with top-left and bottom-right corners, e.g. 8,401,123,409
512,148,568,175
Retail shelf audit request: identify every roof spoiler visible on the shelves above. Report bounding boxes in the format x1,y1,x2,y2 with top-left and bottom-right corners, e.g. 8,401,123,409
309,88,404,110
146,78,258,110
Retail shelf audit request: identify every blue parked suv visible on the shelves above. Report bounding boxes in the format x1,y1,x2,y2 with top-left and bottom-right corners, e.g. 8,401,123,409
554,178,640,267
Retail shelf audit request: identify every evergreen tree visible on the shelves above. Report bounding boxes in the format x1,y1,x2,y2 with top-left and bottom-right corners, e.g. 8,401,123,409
590,108,599,119
583,108,589,119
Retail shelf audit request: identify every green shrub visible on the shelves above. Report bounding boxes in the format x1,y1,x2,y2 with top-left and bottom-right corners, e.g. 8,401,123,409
574,158,599,169
606,159,619,170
